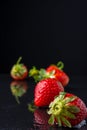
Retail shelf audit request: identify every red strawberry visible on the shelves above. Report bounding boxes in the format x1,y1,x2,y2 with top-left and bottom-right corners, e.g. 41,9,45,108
34,78,64,107
10,57,28,80
46,61,69,87
48,92,87,128
29,61,69,87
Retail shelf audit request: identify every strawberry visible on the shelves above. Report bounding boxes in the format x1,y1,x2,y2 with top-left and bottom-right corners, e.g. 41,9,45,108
10,81,28,104
29,61,69,87
10,57,28,80
47,92,87,128
46,61,69,87
34,78,64,107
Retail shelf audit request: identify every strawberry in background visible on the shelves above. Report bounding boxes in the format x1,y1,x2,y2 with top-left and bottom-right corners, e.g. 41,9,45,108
10,81,28,104
10,57,28,80
46,61,69,87
29,61,69,87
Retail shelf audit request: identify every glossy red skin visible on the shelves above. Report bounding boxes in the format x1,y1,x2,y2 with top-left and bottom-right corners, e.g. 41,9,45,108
34,78,64,107
11,65,28,80
46,65,69,87
59,93,87,126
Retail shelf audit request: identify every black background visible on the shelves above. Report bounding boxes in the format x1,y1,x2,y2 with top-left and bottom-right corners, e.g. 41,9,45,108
0,0,87,76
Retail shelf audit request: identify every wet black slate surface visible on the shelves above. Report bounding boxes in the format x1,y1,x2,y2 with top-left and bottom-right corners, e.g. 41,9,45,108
0,74,87,130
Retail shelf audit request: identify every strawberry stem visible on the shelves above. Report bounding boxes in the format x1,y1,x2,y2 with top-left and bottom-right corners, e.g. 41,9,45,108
57,61,64,70
16,56,22,64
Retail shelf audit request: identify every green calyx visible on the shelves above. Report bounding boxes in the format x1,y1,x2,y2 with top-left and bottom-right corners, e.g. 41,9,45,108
29,66,55,82
12,64,26,76
11,57,26,76
29,66,39,77
47,92,80,128
28,102,37,112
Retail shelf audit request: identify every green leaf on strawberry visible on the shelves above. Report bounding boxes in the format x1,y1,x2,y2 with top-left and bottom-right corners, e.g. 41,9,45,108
29,66,55,82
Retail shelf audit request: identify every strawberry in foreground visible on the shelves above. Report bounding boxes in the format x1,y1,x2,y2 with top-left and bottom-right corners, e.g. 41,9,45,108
29,61,69,87
10,57,28,80
47,92,87,128
34,78,64,107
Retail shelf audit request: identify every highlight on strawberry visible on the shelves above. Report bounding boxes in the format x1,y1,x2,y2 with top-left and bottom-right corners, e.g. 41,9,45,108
29,61,69,87
47,92,87,128
10,57,28,80
34,78,64,107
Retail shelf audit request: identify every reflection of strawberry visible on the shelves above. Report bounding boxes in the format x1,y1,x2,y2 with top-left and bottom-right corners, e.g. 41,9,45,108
33,123,49,130
34,108,50,130
48,92,87,128
86,108,87,118
10,57,28,80
34,108,49,124
34,78,64,107
29,61,69,87
10,81,28,103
